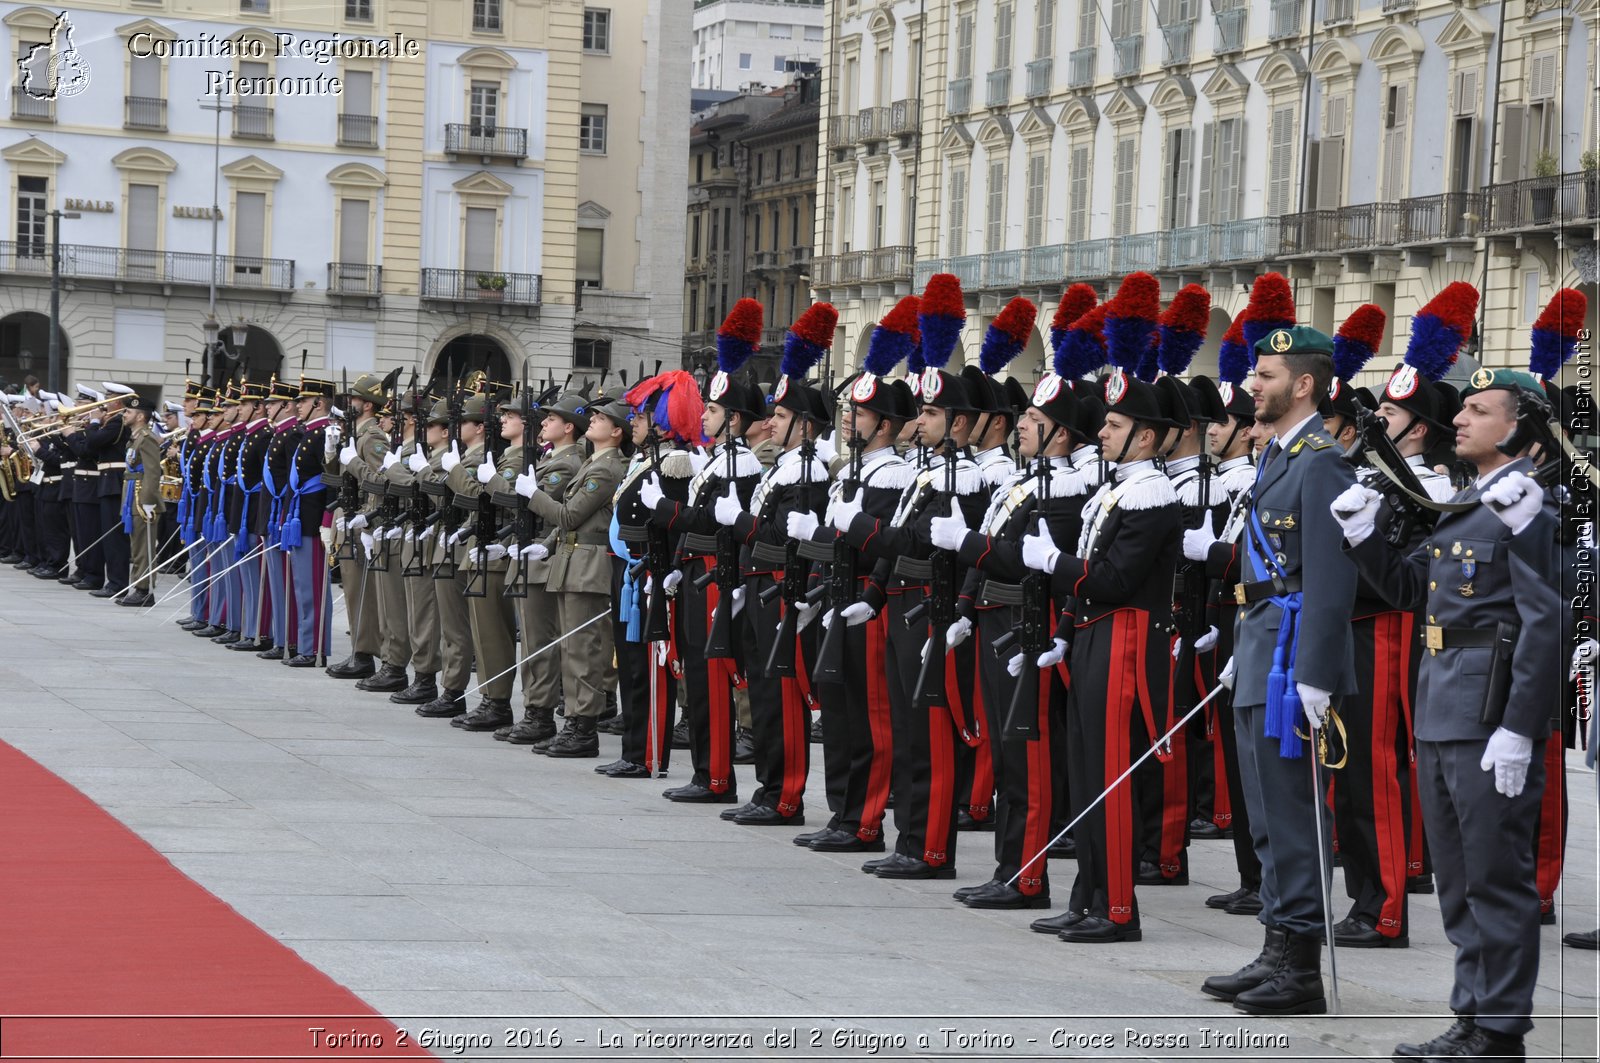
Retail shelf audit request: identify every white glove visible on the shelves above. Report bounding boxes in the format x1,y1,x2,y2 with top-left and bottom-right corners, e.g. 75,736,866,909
1195,626,1219,653
1021,517,1061,574
384,524,403,540
1007,651,1026,677
929,498,968,552
787,510,819,541
482,543,508,562
1330,483,1382,546
324,427,341,458
1296,682,1332,731
140,503,156,521
1036,637,1068,669
830,491,863,532
359,531,375,556
515,470,538,499
839,601,874,626
713,485,740,527
419,524,437,543
520,543,549,562
403,527,415,545
795,600,821,632
946,615,972,649
439,442,461,474
639,475,664,511
662,570,683,593
339,441,357,467
447,528,465,548
730,586,746,616
1219,655,1236,690
319,525,335,549
1572,639,1598,681
334,515,347,534
1182,510,1217,562
346,513,367,532
476,459,496,485
381,451,400,471
407,449,428,474
1480,726,1535,798
1482,471,1543,535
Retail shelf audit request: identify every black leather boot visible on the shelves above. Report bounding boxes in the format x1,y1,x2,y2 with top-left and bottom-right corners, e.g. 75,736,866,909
453,697,514,731
497,706,557,744
1444,1027,1524,1059
415,688,468,718
388,673,437,704
356,663,409,692
1392,1016,1476,1059
544,716,600,758
326,652,376,680
1232,930,1326,1015
1201,925,1288,1002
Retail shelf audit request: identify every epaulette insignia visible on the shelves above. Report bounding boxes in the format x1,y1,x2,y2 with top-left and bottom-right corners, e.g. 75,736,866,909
1301,434,1331,451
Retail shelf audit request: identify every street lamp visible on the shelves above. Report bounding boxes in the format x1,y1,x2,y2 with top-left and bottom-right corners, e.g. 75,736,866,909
201,314,251,386
46,207,80,394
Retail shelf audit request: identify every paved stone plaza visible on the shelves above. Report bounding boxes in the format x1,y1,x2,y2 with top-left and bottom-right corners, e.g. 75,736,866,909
1,565,1595,1061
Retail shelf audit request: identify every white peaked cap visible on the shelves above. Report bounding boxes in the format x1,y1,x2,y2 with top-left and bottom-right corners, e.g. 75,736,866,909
102,382,136,396
75,382,103,402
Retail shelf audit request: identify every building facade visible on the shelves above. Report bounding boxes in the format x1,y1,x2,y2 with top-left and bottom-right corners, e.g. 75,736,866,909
812,0,1599,391
692,0,826,92
0,0,686,399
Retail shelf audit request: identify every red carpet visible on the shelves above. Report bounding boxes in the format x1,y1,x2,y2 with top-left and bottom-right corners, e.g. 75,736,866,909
0,742,433,1060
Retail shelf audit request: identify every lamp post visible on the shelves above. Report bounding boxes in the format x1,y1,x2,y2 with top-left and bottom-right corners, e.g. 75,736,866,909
46,207,80,394
202,313,251,387
198,89,234,388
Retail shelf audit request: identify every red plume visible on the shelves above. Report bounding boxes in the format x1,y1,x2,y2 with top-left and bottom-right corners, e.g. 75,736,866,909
788,302,838,347
1160,284,1210,335
1051,283,1099,334
1109,272,1161,321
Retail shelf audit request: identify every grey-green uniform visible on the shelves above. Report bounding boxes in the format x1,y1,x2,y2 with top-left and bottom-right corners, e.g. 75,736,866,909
446,435,521,721
334,413,384,664
126,423,164,595
513,440,584,728
526,444,626,755
352,420,412,690
418,413,475,713
387,430,441,694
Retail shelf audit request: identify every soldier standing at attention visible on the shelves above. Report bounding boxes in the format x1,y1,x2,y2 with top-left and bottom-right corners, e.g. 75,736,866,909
326,375,387,681
116,396,164,607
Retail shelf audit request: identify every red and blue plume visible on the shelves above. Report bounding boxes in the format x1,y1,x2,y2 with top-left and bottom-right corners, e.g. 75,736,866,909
624,369,707,445
1404,281,1479,382
1333,303,1385,382
1241,273,1296,356
868,295,920,377
1218,316,1250,386
782,301,837,381
1054,303,1108,381
1050,284,1098,360
716,297,764,374
981,297,1037,374
1135,338,1161,382
1104,272,1161,373
1157,284,1211,376
906,338,926,377
918,273,967,369
1530,288,1587,379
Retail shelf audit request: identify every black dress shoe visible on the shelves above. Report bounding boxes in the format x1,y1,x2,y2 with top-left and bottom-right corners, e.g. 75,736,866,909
325,653,376,680
256,645,286,661
0,553,23,564
733,805,804,827
30,566,64,580
356,663,409,692
1224,890,1264,916
415,690,468,718
963,880,1050,910
1405,874,1435,895
1189,816,1227,839
191,624,225,638
956,808,994,832
1539,907,1556,926
227,637,270,652
211,630,243,645
1135,860,1188,885
114,591,153,607
285,654,320,668
794,827,835,846
732,726,757,764
1393,1017,1477,1059
954,879,1001,901
1430,1026,1522,1060
1047,837,1077,859
670,718,691,750
1333,915,1408,949
809,829,884,853
873,852,954,879
1206,886,1256,911
1030,910,1086,934
861,855,896,874
663,783,738,804
603,762,652,778
72,580,104,591
1564,928,1600,950
596,758,631,775
89,584,123,598
1059,914,1142,943
720,801,759,820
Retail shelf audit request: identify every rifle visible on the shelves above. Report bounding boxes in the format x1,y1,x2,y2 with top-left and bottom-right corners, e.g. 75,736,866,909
396,371,432,578
994,423,1053,739
332,368,364,561
426,377,466,581
1344,404,1444,547
500,366,540,599
1497,387,1594,543
462,381,505,598
1170,436,1215,716
908,429,960,712
808,394,867,682
370,367,405,572
763,424,817,677
697,407,742,659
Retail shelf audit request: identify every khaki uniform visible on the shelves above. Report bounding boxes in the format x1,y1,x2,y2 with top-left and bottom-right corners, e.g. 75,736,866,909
516,441,584,711
529,445,625,719
357,426,410,670
387,435,440,676
447,441,520,700
422,448,474,693
126,427,164,594
335,416,383,657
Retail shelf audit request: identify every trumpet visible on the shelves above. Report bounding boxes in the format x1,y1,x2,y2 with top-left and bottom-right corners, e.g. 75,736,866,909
13,395,127,443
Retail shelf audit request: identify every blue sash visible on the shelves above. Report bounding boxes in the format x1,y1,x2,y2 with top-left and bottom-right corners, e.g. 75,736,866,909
280,437,326,551
609,510,644,643
121,461,141,534
1244,503,1304,760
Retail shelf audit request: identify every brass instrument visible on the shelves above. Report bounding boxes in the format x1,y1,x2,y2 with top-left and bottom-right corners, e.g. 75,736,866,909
13,394,128,444
159,442,184,502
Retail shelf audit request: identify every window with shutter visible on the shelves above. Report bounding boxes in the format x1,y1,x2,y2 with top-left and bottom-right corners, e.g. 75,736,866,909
1267,106,1295,217
130,53,159,99
464,206,496,272
1499,104,1526,180
1026,153,1047,245
1068,145,1090,241
1324,93,1346,139
338,198,369,268
470,82,498,134
956,14,975,78
949,165,968,256
1529,53,1557,100
1380,84,1408,202
1162,127,1192,229
1036,0,1055,59
986,158,1006,253
1449,115,1476,194
1111,0,1141,40
995,3,1014,68
233,191,265,260
343,71,372,116
1078,0,1096,47
838,185,853,252
1315,137,1344,209
1212,117,1243,223
1453,69,1477,116
127,183,159,274
576,228,603,289
1113,135,1136,236
1196,122,1214,225
872,180,886,248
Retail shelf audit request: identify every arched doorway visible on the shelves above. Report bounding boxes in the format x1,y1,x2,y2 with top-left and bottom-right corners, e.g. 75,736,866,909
207,322,283,388
0,311,68,393
428,334,511,393
1189,307,1232,380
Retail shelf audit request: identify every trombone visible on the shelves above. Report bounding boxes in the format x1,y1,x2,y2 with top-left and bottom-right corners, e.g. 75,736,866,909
12,394,128,444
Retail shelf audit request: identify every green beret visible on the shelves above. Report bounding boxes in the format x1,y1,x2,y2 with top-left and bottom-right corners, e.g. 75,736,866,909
1462,366,1545,399
1253,325,1334,358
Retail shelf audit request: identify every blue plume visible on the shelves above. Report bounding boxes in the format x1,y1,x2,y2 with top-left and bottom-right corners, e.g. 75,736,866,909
716,334,756,375
781,332,827,381
1332,335,1375,383
1103,314,1154,370
1054,331,1106,381
1242,316,1291,357
1134,339,1161,382
1157,324,1205,376
919,315,964,369
1218,338,1251,387
867,325,913,376
1530,328,1572,379
1404,312,1465,382
907,341,926,376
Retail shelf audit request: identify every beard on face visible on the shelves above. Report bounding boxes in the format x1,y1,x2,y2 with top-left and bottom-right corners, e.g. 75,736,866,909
1254,381,1292,425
